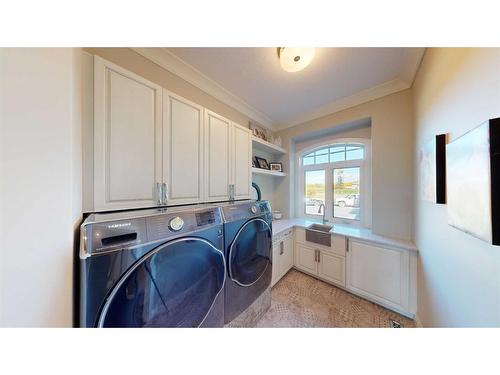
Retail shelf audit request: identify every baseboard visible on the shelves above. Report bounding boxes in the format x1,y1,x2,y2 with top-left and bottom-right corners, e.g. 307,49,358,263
415,315,424,328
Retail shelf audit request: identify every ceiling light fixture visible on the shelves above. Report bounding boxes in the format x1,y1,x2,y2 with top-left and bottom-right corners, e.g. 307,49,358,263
278,47,315,72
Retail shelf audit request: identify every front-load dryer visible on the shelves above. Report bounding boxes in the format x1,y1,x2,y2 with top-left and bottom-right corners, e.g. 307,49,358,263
219,200,273,324
79,205,226,327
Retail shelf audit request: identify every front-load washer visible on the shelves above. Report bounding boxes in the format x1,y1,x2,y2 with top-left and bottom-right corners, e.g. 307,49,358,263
219,200,273,324
79,205,226,328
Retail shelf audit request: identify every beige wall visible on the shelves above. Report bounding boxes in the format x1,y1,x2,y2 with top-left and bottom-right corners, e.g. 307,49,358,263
0,48,82,327
294,124,371,154
413,48,500,327
277,90,414,240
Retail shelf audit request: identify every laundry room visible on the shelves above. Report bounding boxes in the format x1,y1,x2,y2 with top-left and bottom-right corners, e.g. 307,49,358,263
1,3,499,374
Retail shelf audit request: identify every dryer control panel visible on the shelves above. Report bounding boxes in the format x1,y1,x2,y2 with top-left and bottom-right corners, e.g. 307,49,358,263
80,206,223,259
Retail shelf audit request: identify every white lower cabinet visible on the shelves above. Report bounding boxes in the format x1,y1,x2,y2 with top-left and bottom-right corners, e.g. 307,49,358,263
317,251,345,286
294,243,346,288
271,229,294,287
346,239,416,317
293,229,416,317
294,243,318,275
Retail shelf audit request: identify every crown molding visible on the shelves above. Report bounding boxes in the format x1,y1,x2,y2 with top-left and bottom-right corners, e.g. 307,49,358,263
132,47,276,130
274,78,411,130
399,48,426,86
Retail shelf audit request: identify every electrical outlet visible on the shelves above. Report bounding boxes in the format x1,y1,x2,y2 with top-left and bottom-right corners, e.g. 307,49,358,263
390,320,402,328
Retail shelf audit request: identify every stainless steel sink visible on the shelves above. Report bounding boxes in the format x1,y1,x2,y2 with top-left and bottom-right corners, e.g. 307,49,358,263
306,224,333,246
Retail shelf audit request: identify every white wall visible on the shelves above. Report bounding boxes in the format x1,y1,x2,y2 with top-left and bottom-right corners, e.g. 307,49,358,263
0,48,82,327
413,48,500,327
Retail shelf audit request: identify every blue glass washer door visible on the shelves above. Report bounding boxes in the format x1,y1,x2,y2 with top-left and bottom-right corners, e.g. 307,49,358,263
98,237,225,328
229,218,271,286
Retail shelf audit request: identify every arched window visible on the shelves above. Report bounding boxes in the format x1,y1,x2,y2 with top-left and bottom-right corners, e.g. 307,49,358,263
298,140,371,226
302,143,365,166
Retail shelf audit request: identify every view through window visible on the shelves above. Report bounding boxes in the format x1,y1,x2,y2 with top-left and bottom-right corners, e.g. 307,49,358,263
333,167,360,221
302,142,366,223
305,170,325,216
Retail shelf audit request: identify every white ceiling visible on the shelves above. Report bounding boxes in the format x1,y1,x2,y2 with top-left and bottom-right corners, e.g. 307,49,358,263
156,48,425,130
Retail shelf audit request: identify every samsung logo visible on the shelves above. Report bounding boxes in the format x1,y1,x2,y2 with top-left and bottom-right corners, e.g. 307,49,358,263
107,222,132,229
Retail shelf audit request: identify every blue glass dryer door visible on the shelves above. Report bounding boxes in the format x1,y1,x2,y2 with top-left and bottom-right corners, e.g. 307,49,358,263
97,237,225,328
228,218,272,286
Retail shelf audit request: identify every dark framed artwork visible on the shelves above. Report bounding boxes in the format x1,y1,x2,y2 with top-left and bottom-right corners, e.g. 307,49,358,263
255,156,270,169
419,134,447,204
269,162,283,172
447,117,500,245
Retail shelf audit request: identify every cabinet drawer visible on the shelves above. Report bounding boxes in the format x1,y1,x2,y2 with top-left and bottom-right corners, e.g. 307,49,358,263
295,227,346,256
273,227,294,243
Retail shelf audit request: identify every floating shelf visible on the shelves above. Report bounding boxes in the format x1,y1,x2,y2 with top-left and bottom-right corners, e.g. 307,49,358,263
251,136,287,155
252,167,286,177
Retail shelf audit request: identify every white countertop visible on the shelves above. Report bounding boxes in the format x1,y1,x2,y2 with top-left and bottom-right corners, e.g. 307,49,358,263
272,218,417,252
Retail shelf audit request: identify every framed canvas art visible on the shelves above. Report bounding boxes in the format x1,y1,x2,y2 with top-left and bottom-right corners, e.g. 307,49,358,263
419,134,447,203
446,118,500,245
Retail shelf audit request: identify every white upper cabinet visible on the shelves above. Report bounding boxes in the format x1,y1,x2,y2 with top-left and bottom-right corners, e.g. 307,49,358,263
163,90,204,205
89,56,252,212
93,56,163,211
231,123,252,199
205,110,232,202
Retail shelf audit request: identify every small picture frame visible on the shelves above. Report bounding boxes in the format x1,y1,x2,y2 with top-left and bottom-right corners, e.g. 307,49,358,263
269,162,283,172
250,123,268,141
255,156,270,170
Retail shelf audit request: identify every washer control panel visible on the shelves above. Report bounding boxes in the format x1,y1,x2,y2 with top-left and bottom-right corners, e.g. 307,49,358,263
220,200,272,222
169,216,184,232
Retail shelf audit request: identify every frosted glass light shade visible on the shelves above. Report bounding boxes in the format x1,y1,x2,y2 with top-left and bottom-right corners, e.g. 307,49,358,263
279,47,315,72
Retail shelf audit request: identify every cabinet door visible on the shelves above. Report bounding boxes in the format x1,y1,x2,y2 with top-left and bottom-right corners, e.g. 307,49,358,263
346,240,409,313
271,242,280,287
94,56,162,211
318,251,345,287
205,111,231,202
163,91,204,205
279,237,294,278
231,123,251,199
294,243,317,275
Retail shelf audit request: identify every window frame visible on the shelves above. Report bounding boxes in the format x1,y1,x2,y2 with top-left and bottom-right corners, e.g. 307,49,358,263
296,138,372,227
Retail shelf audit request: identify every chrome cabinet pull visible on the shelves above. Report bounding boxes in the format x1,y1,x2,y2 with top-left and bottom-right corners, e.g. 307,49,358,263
229,184,235,201
163,182,169,204
280,241,284,255
156,182,162,205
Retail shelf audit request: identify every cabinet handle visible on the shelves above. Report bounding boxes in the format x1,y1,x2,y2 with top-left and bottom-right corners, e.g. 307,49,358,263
228,184,235,201
280,241,284,255
156,182,162,205
317,250,320,263
163,182,169,204
314,249,318,262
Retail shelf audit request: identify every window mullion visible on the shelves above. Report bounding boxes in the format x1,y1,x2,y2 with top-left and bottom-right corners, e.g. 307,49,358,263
325,166,333,221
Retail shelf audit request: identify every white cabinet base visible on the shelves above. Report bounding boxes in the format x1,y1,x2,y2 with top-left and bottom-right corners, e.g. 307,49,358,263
292,231,416,319
318,251,345,287
346,239,416,318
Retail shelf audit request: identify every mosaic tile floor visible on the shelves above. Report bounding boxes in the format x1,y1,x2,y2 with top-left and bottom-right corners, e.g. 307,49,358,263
256,269,415,328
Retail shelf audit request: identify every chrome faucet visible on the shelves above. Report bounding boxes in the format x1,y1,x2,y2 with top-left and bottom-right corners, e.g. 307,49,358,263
318,203,326,224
